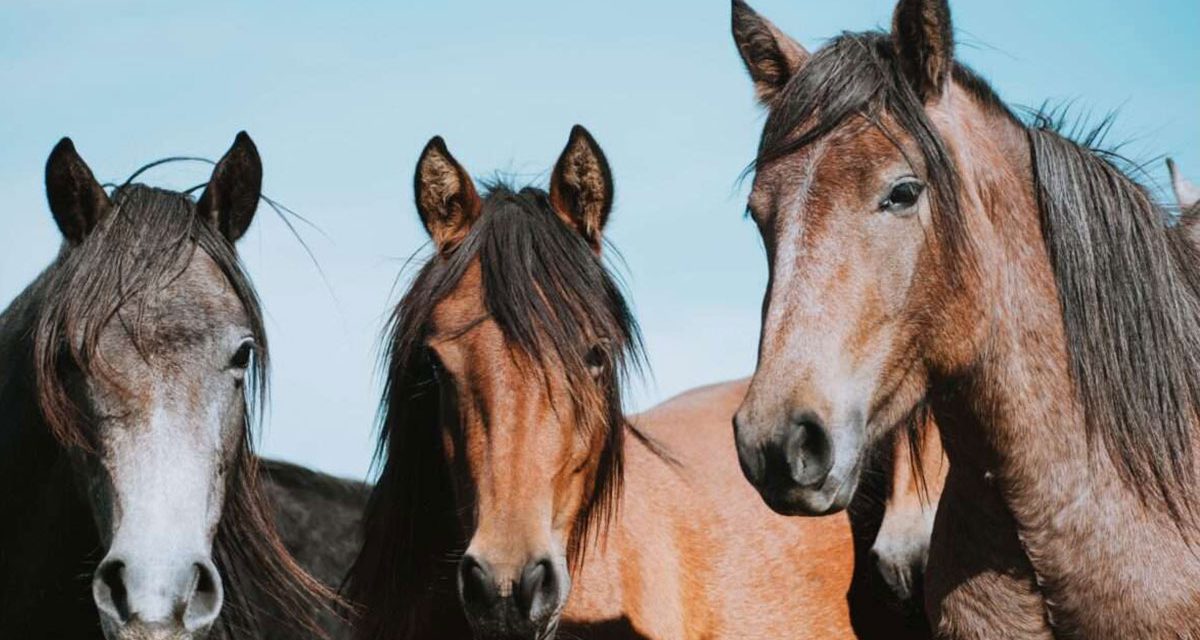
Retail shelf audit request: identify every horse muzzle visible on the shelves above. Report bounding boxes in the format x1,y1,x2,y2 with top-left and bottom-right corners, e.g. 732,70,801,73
94,553,223,640
734,406,865,516
459,553,568,640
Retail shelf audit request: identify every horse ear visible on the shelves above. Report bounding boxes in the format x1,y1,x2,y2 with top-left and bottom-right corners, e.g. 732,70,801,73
731,0,809,105
549,125,614,253
1168,158,1200,211
197,132,262,242
45,138,111,245
414,136,481,254
891,0,955,101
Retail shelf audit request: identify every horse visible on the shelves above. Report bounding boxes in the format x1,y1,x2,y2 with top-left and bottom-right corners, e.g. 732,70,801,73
868,413,944,615
346,126,869,640
730,0,1200,636
0,134,342,639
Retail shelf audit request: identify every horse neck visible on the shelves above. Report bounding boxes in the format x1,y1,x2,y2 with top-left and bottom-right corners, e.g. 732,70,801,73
931,99,1200,633
0,269,103,636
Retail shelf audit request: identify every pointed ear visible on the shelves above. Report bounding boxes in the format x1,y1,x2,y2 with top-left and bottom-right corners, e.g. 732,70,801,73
549,125,614,253
731,0,809,105
414,136,481,254
892,0,955,101
197,132,262,242
1168,158,1200,211
45,138,111,245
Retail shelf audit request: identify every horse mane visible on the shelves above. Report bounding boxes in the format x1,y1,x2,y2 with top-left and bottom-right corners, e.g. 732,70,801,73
347,182,643,640
758,27,1200,522
755,31,1021,283
20,182,337,638
1029,123,1200,521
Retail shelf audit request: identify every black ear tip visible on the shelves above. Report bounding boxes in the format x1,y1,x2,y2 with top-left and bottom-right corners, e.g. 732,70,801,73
49,137,77,160
568,125,599,148
231,131,259,156
423,135,449,157
1168,158,1178,173
732,0,759,23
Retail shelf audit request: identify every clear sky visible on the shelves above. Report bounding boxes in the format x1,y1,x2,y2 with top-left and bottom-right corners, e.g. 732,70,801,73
2,0,1197,480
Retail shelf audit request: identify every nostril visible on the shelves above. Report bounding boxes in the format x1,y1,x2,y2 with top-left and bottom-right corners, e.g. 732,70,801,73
459,555,499,610
786,416,833,487
94,559,131,623
182,560,223,631
733,414,768,486
869,546,885,570
517,558,559,622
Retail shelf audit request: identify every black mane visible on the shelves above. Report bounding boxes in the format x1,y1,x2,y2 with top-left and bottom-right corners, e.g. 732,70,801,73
1030,126,1200,521
347,182,643,640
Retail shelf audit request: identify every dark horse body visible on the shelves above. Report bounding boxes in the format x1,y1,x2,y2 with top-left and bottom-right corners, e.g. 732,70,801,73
0,135,360,639
261,460,369,640
731,0,1200,637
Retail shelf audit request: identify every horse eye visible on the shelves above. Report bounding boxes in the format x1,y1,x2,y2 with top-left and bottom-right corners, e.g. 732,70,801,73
585,344,608,379
881,180,924,214
230,341,255,370
424,347,445,382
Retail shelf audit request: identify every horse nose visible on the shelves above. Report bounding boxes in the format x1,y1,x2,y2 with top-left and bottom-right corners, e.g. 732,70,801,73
870,543,923,603
459,554,501,613
735,410,833,490
783,414,833,488
459,553,563,626
517,557,560,622
93,555,223,632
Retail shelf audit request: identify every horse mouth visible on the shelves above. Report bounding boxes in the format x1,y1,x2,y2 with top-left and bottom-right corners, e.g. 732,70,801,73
758,459,862,516
104,622,197,640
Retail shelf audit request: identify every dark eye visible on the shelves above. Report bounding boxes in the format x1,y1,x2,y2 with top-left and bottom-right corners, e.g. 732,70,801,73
585,343,608,379
881,179,924,214
425,347,445,382
230,340,255,370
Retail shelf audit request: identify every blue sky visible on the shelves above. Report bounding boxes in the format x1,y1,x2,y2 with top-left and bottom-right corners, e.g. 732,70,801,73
2,0,1197,480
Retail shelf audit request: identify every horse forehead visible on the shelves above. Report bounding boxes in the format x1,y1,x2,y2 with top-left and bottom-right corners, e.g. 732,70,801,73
158,251,246,325
102,250,248,355
754,120,899,209
432,262,487,331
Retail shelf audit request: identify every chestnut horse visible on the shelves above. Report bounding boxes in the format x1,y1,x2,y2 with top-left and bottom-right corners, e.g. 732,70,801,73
0,135,342,639
347,126,863,640
731,0,1200,636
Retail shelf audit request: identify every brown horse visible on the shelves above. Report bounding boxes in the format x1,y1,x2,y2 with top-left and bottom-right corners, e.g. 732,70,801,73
731,0,1200,637
870,414,944,608
0,135,339,639
346,127,861,640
